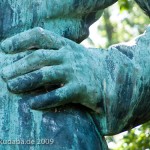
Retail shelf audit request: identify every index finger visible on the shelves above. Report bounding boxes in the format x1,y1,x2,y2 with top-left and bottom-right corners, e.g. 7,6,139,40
0,27,68,54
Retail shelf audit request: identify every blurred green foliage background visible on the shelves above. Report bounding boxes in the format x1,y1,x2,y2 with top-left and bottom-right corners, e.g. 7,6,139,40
83,0,150,149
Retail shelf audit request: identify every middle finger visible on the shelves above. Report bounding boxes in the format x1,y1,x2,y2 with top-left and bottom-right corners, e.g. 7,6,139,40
2,49,64,80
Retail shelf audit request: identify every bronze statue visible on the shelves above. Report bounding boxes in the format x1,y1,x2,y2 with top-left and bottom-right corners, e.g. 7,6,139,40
0,0,150,149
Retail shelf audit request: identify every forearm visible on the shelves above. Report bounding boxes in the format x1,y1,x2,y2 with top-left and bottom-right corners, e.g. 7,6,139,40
43,0,117,18
91,26,150,135
1,0,118,44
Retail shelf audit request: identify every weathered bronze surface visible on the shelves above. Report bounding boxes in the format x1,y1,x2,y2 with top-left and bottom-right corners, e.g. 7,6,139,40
0,0,150,149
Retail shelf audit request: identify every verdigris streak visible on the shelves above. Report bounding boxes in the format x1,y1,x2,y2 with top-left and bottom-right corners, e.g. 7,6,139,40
0,0,150,150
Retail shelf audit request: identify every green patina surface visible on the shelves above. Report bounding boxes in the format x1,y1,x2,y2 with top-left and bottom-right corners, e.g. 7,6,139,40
0,0,150,150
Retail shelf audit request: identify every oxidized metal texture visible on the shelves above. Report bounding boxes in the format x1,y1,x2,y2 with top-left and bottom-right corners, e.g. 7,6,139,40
0,0,118,149
0,0,150,150
0,27,109,150
92,27,150,135
0,0,117,42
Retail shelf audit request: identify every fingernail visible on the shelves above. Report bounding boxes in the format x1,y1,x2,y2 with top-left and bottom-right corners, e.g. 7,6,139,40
7,79,19,92
29,98,41,110
1,39,13,54
1,67,11,81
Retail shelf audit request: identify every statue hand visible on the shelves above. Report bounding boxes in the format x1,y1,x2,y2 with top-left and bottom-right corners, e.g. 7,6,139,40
0,47,32,70
1,27,103,113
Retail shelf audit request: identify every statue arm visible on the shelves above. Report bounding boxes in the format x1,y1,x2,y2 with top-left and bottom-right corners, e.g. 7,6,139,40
42,0,117,18
91,26,150,135
1,26,150,136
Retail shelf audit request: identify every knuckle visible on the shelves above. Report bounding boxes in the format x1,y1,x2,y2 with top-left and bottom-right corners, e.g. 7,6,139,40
68,51,74,58
32,27,45,39
65,45,72,49
63,65,70,72
40,66,49,73
33,27,44,33
33,50,46,59
64,45,73,51
63,52,71,62
33,50,42,57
